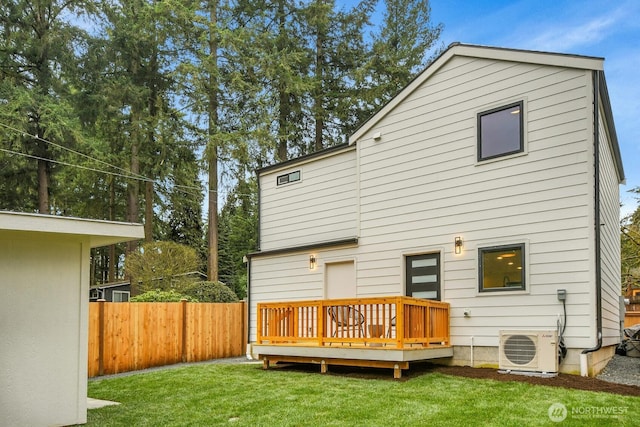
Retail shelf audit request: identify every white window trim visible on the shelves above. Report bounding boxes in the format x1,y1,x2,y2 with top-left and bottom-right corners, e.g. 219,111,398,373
112,290,130,302
475,239,530,296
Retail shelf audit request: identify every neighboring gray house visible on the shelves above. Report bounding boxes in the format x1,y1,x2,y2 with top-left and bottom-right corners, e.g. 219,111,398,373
247,43,625,376
90,281,131,302
89,272,208,301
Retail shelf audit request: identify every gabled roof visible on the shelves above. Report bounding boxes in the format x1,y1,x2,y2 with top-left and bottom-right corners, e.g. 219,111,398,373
349,43,624,182
90,281,130,290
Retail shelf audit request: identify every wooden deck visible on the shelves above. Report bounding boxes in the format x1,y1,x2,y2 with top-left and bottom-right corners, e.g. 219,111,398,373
255,297,451,378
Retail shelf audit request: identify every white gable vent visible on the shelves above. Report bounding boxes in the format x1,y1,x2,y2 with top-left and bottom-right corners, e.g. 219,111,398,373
499,330,558,373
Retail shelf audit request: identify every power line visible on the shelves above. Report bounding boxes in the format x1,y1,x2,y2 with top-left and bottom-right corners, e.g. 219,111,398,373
0,121,213,195
0,121,259,198
0,147,154,183
0,142,253,198
0,147,207,199
0,121,147,181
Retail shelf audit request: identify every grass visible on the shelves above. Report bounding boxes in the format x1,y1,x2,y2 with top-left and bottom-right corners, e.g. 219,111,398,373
87,363,639,426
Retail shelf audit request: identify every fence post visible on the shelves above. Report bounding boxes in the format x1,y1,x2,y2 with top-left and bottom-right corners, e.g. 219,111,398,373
180,299,188,363
97,299,106,376
242,300,248,354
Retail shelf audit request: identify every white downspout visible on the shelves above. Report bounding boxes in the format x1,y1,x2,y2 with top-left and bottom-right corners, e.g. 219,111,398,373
470,336,474,367
580,353,589,377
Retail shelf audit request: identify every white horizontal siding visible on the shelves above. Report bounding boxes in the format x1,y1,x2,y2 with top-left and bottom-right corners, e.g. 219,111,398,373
249,246,358,341
259,148,357,251
598,106,623,346
250,53,612,351
356,56,595,345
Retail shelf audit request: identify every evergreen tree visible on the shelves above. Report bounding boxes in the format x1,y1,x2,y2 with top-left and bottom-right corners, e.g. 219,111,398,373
305,0,375,147
357,0,443,120
166,145,206,268
218,178,258,299
0,0,445,291
0,0,96,213
622,189,640,294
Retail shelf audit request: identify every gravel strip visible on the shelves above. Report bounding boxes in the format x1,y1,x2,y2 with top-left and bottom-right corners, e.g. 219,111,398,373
596,354,640,387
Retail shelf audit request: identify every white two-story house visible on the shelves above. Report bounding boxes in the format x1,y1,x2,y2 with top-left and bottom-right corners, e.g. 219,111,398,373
247,43,625,377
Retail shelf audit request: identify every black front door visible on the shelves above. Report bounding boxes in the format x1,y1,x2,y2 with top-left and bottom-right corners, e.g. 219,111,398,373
405,253,440,301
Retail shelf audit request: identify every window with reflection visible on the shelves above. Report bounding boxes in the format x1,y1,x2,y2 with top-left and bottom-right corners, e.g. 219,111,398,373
479,244,525,292
478,102,523,161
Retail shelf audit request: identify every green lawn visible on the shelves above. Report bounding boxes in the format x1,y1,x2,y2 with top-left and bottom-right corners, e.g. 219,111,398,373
86,363,639,426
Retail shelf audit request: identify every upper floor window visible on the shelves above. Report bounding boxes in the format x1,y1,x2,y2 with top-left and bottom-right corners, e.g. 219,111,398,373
479,244,525,292
477,101,523,161
277,170,301,186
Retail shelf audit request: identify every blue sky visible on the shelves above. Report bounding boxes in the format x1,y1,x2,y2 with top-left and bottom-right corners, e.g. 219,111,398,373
341,0,640,217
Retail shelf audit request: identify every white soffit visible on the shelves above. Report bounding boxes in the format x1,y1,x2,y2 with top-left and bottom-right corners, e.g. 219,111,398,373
0,211,144,248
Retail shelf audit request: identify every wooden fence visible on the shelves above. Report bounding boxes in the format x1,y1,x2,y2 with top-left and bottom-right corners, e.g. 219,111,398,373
88,300,247,377
625,311,640,328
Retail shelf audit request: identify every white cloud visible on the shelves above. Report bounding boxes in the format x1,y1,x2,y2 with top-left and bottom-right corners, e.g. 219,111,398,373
525,15,618,52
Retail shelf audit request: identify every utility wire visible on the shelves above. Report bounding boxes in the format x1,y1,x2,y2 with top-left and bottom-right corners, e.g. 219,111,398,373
0,121,147,181
0,146,208,199
0,126,258,198
0,147,153,183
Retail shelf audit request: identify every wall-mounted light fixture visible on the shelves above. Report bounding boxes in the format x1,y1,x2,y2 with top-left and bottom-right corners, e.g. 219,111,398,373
454,237,463,255
309,254,317,270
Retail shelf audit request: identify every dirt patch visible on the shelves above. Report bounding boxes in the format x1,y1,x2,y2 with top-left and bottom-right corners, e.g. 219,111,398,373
425,364,640,397
271,362,640,397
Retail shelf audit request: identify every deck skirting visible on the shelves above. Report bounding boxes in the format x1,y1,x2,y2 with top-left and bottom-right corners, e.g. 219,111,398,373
254,344,453,378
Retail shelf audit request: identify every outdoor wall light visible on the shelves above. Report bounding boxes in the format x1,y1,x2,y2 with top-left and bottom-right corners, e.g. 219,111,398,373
309,254,317,270
454,237,463,254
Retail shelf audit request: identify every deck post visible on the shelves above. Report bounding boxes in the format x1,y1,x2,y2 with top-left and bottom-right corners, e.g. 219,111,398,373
318,301,325,346
393,363,401,379
395,297,404,348
320,360,328,374
257,305,263,344
262,356,270,370
180,299,188,362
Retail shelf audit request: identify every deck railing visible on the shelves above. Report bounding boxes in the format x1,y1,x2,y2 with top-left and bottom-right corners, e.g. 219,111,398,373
257,296,449,349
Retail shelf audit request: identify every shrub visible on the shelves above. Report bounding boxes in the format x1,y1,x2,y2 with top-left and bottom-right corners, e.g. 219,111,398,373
125,241,201,293
183,281,239,303
130,289,197,302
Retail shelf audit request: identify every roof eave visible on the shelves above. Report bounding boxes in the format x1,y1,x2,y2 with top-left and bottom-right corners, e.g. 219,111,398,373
598,71,625,183
0,211,144,248
256,142,354,176
349,42,606,145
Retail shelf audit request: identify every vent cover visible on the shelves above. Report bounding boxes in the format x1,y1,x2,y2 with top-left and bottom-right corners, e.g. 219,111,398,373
499,330,558,373
503,334,537,365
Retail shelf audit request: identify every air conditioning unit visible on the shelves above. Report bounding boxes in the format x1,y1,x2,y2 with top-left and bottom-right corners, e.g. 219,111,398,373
499,330,558,373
